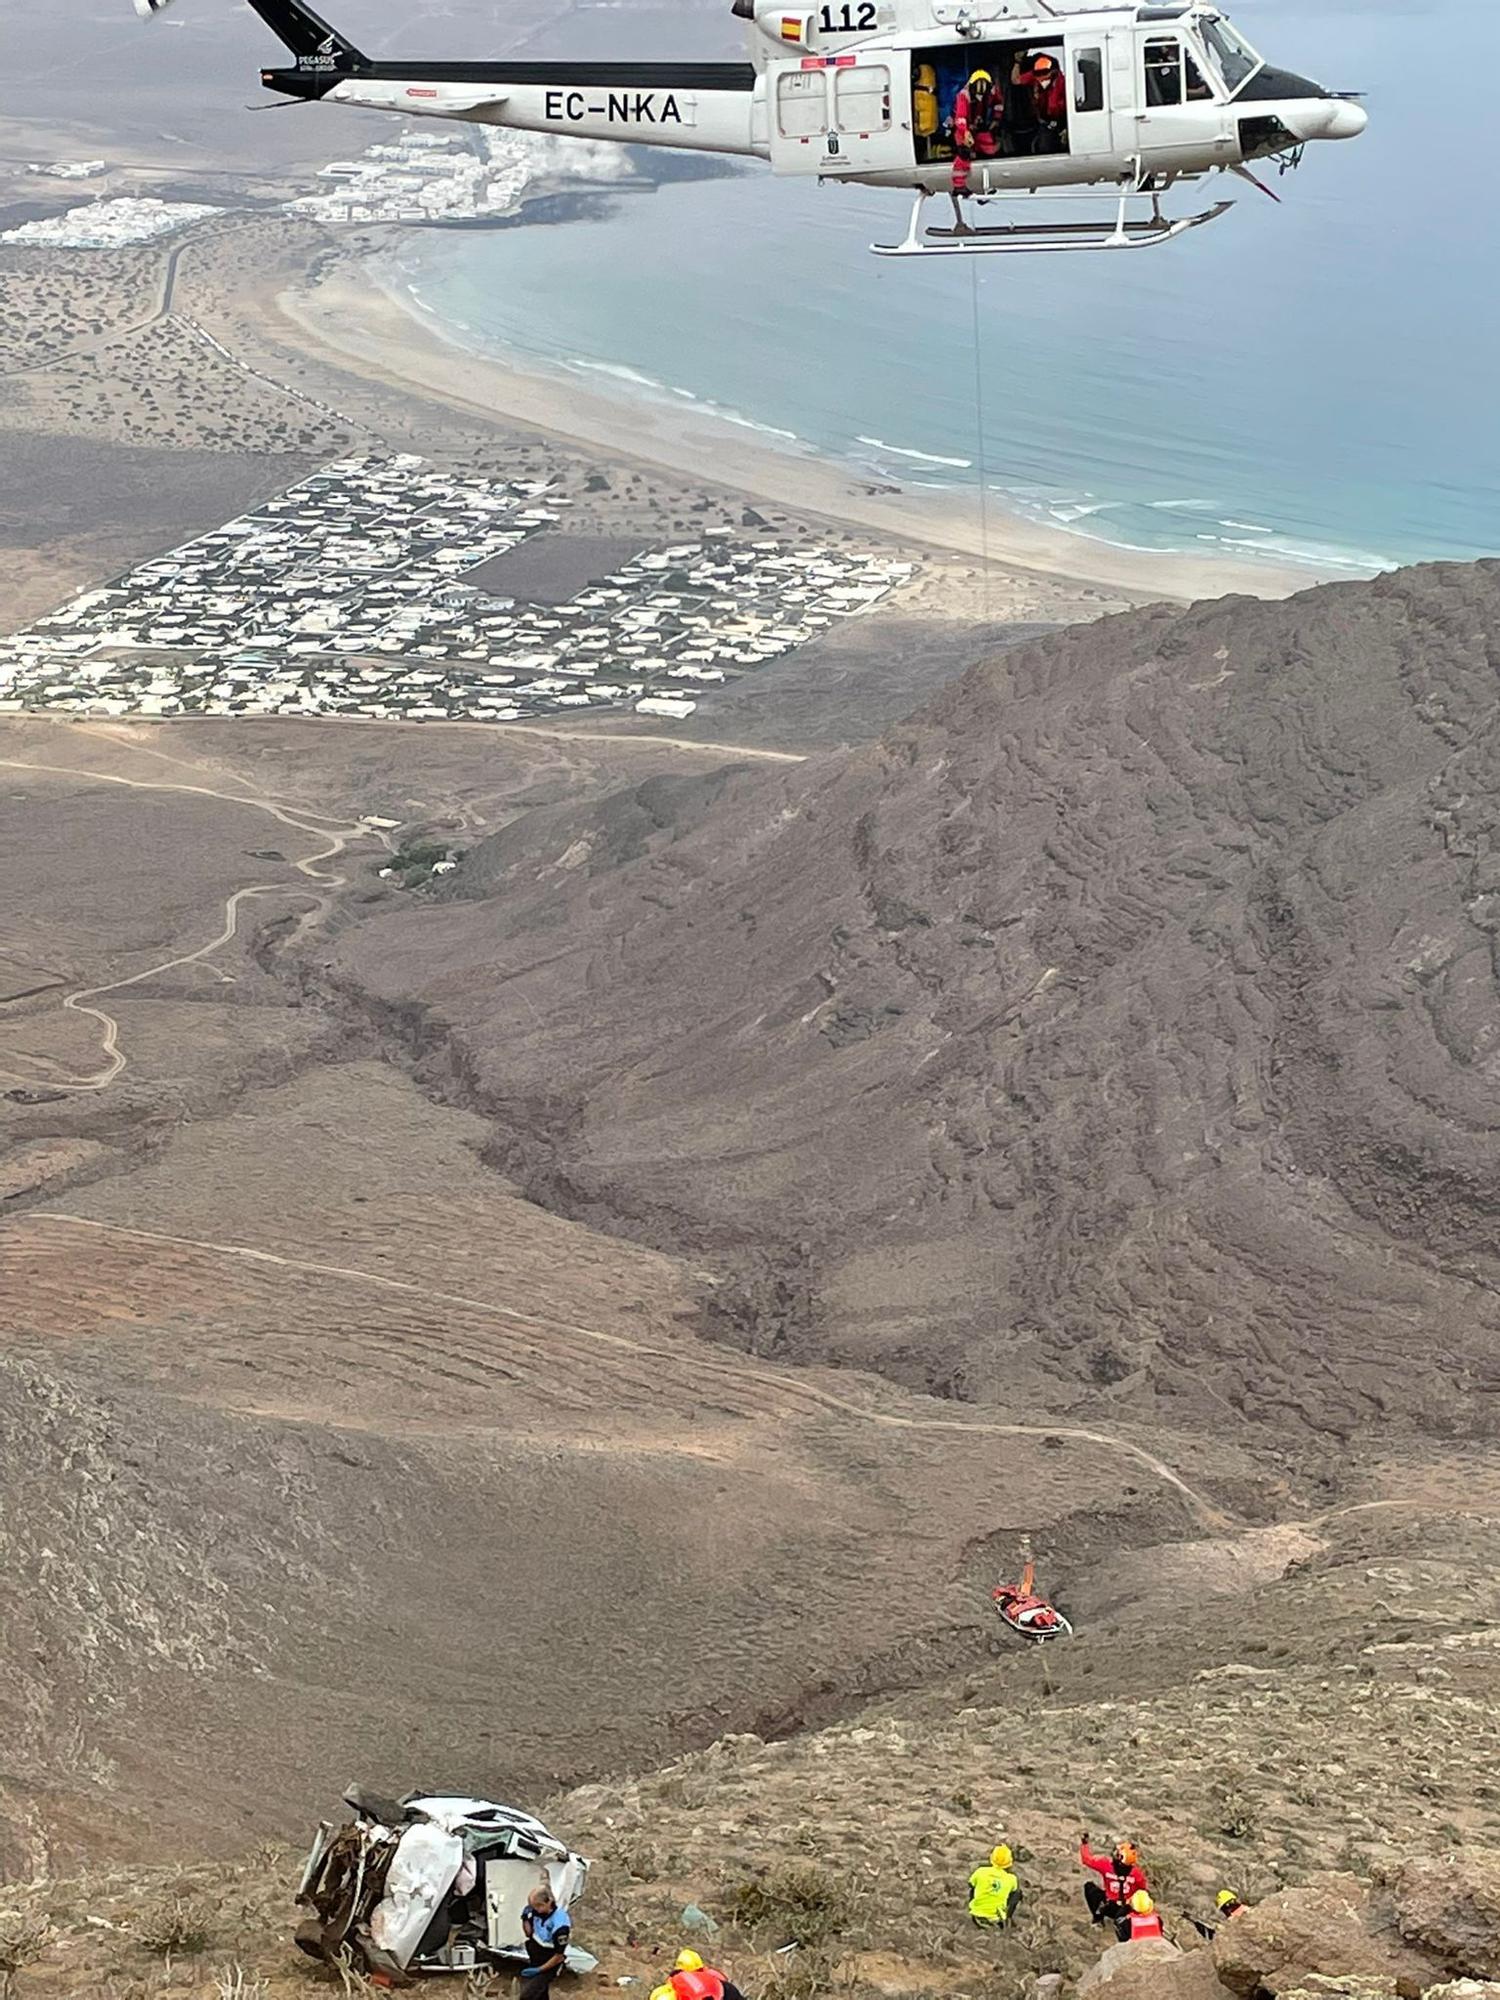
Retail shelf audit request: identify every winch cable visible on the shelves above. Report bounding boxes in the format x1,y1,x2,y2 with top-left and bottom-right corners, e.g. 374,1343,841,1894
969,256,993,622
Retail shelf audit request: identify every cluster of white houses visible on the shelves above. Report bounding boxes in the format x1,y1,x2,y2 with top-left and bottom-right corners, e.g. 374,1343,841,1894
0,455,914,725
288,126,633,226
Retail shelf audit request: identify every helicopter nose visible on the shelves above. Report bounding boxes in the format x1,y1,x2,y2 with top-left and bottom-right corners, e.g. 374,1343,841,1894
1283,97,1368,142
1323,99,1368,141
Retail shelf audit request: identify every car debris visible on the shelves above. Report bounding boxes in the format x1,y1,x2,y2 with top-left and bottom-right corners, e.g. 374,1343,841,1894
296,1786,589,1984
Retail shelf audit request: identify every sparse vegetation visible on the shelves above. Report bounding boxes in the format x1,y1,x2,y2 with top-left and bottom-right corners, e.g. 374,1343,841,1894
1208,1773,1259,1843
130,1895,214,1959
0,1910,55,1999
382,839,458,888
729,1866,861,1951
212,1968,269,2000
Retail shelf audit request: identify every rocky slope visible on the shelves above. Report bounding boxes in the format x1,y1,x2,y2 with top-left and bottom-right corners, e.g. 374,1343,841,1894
6,1497,1500,2000
335,561,1500,1454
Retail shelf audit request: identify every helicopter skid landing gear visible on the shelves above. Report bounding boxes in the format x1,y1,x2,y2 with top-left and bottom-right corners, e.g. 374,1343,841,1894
872,185,1235,257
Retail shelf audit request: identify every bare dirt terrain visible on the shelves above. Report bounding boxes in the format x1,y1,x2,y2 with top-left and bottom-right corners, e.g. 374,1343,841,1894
1,712,1255,1883
0,432,313,630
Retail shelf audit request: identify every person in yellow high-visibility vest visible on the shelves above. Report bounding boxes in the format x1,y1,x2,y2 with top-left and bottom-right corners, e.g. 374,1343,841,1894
968,1845,1020,1928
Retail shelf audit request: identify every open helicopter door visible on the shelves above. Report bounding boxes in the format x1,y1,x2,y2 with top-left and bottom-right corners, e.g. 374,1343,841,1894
768,49,913,177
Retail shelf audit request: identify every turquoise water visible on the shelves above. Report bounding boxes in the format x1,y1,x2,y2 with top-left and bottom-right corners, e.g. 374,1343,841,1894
400,0,1500,573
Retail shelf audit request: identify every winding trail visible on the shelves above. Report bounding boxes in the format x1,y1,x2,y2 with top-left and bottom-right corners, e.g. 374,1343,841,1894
0,755,375,1093
496,724,807,764
25,1211,1231,1530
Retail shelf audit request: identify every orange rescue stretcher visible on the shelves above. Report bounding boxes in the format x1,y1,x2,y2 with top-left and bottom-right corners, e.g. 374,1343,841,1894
992,1559,1073,1641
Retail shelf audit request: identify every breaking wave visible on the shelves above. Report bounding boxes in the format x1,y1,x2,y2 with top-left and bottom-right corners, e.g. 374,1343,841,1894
855,436,973,470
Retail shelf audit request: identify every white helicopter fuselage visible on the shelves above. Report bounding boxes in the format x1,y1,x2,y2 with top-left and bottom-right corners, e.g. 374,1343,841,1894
305,0,1366,196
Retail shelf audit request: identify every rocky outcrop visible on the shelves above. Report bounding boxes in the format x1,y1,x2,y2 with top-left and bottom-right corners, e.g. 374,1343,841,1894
1075,1937,1188,1995
1064,1871,1500,2000
1396,1857,1500,1979
1212,1878,1431,1996
1076,1938,1222,1998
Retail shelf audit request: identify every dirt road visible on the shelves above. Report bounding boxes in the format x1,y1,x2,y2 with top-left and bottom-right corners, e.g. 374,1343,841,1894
0,754,375,1092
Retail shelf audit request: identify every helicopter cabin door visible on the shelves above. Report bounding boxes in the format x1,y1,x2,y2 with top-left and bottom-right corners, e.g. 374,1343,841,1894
1063,34,1115,163
769,50,913,177
1134,26,1231,169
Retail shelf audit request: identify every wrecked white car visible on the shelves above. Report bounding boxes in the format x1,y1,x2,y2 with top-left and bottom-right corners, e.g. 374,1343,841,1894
296,1787,589,1983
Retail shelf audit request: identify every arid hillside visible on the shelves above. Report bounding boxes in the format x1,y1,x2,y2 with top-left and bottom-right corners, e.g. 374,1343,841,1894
5,1486,1500,2000
0,716,1254,1882
335,561,1500,1450
10,565,1500,1909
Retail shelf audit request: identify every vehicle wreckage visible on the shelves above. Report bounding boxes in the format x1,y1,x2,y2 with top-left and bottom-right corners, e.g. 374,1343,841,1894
296,1788,590,1982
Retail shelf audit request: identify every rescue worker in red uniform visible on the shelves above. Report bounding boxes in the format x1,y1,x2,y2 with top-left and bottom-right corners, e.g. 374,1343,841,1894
1013,49,1068,152
1079,1835,1149,1940
950,66,1004,202
656,1949,750,2000
1127,1891,1165,1942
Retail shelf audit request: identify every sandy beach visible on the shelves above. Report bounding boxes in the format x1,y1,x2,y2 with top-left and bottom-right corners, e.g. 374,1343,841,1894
278,257,1326,606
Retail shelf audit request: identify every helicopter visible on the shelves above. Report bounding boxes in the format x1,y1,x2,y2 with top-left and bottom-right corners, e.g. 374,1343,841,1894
138,0,1367,256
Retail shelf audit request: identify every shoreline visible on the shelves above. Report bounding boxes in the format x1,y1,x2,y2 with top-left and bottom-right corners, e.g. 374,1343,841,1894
276,249,1330,606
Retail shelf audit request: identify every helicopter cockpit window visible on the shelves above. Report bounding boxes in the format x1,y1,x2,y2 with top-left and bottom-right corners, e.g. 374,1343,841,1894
1144,37,1212,106
1144,38,1182,104
1200,16,1263,95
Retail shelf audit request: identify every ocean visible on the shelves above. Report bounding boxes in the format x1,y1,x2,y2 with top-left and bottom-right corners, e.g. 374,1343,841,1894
395,0,1500,576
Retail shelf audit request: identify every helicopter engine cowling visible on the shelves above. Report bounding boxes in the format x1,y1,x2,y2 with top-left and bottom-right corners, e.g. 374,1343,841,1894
743,0,817,56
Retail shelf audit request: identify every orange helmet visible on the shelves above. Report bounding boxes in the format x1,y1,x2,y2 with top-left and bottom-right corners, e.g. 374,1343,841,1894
1031,53,1057,75
1115,1841,1140,1866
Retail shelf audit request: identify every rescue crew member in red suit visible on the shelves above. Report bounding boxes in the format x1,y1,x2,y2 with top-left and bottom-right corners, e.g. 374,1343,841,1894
951,66,1004,201
663,1949,749,2000
1079,1835,1149,1940
1127,1891,1166,1942
1013,49,1068,152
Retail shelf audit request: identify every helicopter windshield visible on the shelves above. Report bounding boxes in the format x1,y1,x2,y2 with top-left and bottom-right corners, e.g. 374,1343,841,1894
1199,14,1263,95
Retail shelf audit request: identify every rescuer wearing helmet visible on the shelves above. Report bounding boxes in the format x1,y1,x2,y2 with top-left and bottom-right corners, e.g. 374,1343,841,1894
1127,1890,1165,1942
664,1948,750,2000
951,65,1004,205
1079,1834,1149,1940
1188,1888,1249,1942
967,1844,1021,1928
1013,48,1068,152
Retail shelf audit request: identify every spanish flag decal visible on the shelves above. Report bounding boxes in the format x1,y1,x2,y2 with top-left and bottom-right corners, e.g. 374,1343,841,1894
780,15,804,40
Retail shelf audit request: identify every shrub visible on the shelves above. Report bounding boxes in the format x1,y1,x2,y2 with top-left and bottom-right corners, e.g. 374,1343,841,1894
130,1895,214,1957
728,1865,858,1951
0,1911,56,1998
